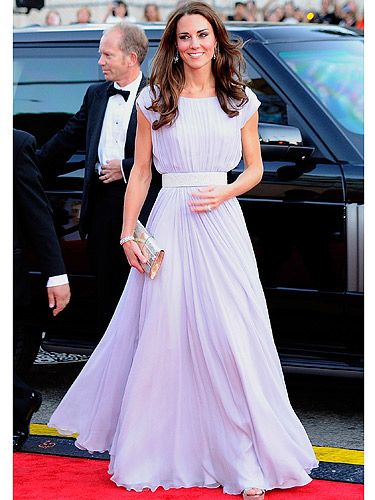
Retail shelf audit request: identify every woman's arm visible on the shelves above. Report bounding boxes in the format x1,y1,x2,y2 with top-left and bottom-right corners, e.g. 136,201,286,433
121,109,153,272
103,3,114,22
229,111,263,195
190,111,263,212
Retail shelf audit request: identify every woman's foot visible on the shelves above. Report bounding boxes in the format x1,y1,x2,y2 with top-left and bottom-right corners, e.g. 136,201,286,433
242,487,266,499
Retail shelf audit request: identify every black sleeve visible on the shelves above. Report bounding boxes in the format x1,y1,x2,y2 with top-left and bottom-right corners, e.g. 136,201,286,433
14,130,67,278
36,88,90,177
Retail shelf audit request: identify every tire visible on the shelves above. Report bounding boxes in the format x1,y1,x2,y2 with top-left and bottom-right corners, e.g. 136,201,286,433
13,322,43,377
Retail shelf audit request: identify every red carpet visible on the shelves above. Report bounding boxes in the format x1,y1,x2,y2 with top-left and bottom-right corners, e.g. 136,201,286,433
13,453,364,499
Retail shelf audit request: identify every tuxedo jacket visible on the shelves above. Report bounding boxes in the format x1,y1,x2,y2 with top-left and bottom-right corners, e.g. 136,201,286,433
37,75,159,238
13,129,66,306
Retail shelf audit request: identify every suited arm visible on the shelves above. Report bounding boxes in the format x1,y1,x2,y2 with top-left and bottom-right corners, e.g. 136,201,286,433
14,134,71,314
36,88,90,178
14,135,67,280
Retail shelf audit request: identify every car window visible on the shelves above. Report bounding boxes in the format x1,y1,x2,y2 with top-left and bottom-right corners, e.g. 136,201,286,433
14,47,103,147
142,45,157,78
13,43,158,183
13,45,158,148
243,62,288,125
278,40,363,136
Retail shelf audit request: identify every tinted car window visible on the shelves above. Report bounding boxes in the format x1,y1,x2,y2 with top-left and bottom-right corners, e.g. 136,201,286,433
13,47,104,145
243,62,288,125
13,45,158,147
142,45,157,77
278,40,364,136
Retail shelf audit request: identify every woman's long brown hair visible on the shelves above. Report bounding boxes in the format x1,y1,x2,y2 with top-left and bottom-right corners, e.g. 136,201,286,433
148,1,248,130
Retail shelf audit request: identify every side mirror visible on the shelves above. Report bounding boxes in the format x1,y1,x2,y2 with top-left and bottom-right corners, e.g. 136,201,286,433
259,123,315,161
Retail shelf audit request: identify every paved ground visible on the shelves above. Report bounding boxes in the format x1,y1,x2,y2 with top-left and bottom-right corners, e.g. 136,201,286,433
29,356,363,451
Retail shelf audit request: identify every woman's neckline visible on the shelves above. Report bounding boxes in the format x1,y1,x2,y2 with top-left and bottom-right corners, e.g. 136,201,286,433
179,95,217,100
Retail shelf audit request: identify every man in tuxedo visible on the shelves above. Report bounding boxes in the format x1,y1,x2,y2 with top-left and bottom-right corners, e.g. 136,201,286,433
37,23,159,336
14,129,71,450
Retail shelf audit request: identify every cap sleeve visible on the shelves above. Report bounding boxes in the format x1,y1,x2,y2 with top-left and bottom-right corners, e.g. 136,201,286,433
239,87,261,128
136,86,155,124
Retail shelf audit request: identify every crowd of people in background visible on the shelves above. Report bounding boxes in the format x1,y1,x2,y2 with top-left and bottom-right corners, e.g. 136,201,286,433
36,0,365,30
43,1,161,25
225,0,364,27
260,0,363,27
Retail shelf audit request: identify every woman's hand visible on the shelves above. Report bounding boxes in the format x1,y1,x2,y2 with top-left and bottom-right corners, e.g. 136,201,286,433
122,240,147,273
189,185,231,213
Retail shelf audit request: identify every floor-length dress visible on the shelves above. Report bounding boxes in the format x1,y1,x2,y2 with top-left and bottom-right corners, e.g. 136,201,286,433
48,86,319,494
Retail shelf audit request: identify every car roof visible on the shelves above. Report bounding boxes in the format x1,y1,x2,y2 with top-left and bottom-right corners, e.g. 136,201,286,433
13,22,360,44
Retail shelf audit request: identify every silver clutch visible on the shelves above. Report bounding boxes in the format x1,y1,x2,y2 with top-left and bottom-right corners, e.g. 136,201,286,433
134,220,165,279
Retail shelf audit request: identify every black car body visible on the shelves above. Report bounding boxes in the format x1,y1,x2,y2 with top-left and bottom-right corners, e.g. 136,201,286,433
13,22,364,376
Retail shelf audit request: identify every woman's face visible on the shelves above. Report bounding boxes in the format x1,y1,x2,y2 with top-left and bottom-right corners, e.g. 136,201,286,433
145,5,159,21
115,4,127,17
176,14,217,71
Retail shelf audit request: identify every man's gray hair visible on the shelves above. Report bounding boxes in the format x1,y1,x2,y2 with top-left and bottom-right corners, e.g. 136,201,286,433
103,23,148,65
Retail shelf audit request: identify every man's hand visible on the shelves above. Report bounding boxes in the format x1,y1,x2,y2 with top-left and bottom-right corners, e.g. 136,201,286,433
99,159,123,183
47,284,71,316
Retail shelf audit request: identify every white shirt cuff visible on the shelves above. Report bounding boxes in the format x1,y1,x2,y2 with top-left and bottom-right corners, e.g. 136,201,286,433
46,274,69,287
120,161,127,184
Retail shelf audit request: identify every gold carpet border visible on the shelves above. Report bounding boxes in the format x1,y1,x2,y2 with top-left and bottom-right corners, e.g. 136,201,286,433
30,424,364,466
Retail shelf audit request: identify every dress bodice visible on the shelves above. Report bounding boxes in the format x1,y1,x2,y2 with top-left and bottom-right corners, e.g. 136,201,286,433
136,87,260,174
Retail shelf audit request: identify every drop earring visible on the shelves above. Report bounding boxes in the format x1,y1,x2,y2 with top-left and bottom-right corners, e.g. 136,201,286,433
173,51,180,63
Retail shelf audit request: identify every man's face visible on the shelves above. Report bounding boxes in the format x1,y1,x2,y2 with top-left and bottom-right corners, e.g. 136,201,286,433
235,4,246,16
98,29,131,83
78,8,90,23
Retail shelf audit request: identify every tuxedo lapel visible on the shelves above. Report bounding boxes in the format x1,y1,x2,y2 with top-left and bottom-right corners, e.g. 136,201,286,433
124,75,147,159
87,82,112,164
80,82,111,237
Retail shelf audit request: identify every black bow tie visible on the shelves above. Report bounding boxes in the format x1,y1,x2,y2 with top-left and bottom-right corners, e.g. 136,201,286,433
107,85,130,101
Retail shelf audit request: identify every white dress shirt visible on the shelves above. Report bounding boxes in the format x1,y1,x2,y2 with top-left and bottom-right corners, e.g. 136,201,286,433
97,72,142,182
47,274,69,287
46,75,144,289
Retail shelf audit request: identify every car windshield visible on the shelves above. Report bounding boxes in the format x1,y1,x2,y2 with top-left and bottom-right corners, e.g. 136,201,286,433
278,40,363,136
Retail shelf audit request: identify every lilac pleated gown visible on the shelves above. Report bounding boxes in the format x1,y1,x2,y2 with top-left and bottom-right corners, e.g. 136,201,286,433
48,86,318,494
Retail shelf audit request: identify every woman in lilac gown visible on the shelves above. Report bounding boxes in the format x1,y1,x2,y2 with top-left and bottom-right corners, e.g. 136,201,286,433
48,2,318,497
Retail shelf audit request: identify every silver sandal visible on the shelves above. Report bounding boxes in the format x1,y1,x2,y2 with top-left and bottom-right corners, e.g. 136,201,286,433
242,487,266,499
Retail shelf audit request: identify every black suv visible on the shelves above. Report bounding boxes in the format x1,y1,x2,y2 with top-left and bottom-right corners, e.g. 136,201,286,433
13,22,364,376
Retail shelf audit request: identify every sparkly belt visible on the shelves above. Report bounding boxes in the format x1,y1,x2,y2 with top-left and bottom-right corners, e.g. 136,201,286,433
162,172,227,188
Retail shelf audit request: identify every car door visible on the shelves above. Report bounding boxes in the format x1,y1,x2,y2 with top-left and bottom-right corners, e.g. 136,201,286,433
234,40,354,369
